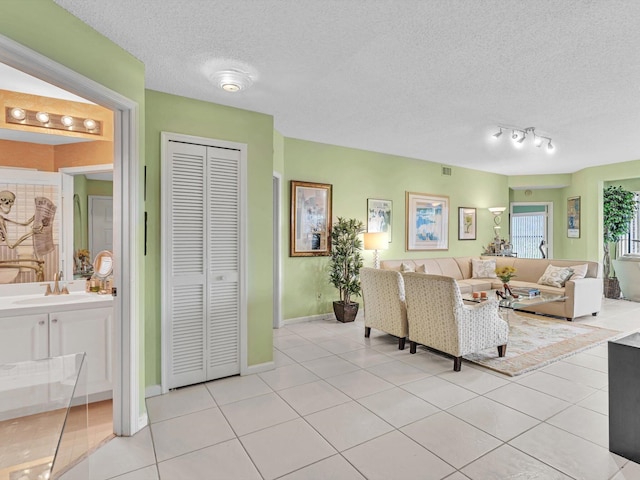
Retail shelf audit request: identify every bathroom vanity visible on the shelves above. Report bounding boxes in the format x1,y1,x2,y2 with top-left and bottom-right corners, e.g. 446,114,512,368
0,291,113,399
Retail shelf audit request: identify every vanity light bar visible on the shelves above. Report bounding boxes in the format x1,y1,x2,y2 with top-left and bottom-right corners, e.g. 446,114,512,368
5,107,102,135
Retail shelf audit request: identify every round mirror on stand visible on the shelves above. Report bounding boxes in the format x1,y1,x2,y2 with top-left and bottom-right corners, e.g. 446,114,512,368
92,250,113,294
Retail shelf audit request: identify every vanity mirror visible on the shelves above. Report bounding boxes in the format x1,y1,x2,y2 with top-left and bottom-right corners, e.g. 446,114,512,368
93,250,113,279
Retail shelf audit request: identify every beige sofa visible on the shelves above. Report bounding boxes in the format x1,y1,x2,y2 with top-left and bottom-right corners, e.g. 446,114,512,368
381,256,602,321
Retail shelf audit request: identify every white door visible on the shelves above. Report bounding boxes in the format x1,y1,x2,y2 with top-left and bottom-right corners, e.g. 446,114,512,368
89,195,113,257
163,137,244,390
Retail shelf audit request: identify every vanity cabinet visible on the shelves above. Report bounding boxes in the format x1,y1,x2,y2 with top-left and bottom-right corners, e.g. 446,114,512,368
0,313,49,364
0,307,113,397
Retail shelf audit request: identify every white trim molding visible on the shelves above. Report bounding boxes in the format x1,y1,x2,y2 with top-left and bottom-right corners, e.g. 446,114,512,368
0,34,142,436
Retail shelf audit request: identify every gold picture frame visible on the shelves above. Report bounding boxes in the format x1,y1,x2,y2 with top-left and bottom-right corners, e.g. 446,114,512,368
290,180,332,256
405,192,449,251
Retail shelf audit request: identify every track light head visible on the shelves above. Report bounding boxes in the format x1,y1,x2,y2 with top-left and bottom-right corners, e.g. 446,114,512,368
511,130,518,140
547,140,554,151
534,135,543,147
492,128,503,139
517,133,526,144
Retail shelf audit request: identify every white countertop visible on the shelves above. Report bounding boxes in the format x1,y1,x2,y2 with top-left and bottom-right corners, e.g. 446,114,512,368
0,290,113,317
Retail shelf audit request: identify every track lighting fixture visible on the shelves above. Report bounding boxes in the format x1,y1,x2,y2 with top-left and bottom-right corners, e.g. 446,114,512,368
492,125,554,153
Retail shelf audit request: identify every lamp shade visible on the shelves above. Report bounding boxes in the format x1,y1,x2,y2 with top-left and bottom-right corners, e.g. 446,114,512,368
363,232,389,251
488,207,506,215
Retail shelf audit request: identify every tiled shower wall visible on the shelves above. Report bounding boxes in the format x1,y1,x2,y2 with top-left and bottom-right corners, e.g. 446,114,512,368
0,183,60,283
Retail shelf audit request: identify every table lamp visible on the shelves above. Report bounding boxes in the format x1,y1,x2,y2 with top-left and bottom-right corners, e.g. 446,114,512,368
363,232,389,269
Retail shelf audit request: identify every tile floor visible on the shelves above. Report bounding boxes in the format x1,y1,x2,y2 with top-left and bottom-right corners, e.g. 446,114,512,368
64,298,640,479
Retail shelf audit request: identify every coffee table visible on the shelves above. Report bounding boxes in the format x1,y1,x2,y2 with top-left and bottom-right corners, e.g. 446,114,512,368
462,290,567,321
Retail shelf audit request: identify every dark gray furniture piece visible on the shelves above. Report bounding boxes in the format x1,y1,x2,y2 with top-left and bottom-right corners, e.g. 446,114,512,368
609,333,640,463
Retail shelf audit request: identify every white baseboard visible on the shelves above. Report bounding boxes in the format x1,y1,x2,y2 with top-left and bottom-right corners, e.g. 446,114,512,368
138,412,148,430
284,309,364,325
244,360,275,375
284,312,335,324
145,384,162,398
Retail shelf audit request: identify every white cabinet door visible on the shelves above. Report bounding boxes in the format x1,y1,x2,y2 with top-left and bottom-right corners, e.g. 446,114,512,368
0,314,49,364
49,307,113,396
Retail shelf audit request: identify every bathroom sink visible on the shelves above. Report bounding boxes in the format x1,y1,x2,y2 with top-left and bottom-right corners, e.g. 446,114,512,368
13,294,102,306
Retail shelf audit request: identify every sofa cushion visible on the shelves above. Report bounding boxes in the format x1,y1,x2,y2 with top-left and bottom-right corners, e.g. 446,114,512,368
471,258,497,278
538,264,574,288
401,262,426,273
459,279,493,292
436,257,464,280
568,263,588,280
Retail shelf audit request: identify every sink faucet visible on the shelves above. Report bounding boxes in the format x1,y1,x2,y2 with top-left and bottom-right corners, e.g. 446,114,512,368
53,271,62,295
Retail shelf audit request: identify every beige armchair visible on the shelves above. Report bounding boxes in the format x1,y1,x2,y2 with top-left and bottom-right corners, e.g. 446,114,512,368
360,267,408,349
402,273,509,371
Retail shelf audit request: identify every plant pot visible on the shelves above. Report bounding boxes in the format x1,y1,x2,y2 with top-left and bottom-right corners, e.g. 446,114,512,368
604,277,621,299
333,301,359,323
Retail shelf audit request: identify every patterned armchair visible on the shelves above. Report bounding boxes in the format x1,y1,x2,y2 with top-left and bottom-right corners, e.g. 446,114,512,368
403,273,508,371
360,267,408,350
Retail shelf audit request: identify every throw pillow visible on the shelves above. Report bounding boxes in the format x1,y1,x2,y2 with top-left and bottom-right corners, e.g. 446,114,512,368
400,262,415,272
471,258,497,278
568,263,588,280
415,264,427,273
538,264,574,288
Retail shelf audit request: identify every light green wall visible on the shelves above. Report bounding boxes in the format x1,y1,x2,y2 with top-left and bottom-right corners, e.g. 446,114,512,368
508,174,571,189
605,178,640,192
560,159,640,262
0,0,147,414
282,138,509,320
73,175,88,251
273,130,285,174
87,179,114,197
144,90,274,386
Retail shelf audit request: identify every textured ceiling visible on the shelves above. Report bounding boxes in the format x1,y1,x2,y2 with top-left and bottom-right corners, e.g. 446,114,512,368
52,0,640,176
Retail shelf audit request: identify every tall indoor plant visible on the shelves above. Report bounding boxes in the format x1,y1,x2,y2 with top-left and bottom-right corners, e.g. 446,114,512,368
603,185,638,298
329,217,364,322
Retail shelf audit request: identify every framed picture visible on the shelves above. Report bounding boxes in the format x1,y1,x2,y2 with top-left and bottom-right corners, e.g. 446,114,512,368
367,198,392,242
290,180,332,256
405,192,449,251
568,196,580,238
458,207,476,240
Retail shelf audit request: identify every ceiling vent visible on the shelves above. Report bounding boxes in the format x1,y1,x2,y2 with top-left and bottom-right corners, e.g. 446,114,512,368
441,166,452,176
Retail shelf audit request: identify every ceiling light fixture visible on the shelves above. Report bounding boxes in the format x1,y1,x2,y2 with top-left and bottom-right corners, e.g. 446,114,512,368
211,69,253,93
5,107,101,134
492,125,554,153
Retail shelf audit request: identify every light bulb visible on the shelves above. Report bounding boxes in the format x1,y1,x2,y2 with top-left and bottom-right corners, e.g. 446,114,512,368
534,136,543,147
83,118,97,130
10,108,26,120
36,112,50,123
61,115,74,127
222,83,240,92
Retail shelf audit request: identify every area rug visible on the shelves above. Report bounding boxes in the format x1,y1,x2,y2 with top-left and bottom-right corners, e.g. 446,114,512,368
464,312,622,376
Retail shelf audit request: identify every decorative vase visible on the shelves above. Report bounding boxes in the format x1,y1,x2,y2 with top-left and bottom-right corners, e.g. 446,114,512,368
333,301,359,323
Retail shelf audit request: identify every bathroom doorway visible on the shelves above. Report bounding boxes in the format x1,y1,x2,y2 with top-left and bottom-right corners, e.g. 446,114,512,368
0,36,142,438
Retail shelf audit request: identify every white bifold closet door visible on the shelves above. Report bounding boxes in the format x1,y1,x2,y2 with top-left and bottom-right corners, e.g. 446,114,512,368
165,140,240,390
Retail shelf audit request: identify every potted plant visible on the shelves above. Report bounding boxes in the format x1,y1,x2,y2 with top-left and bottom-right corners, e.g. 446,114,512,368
329,217,364,322
603,185,638,298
